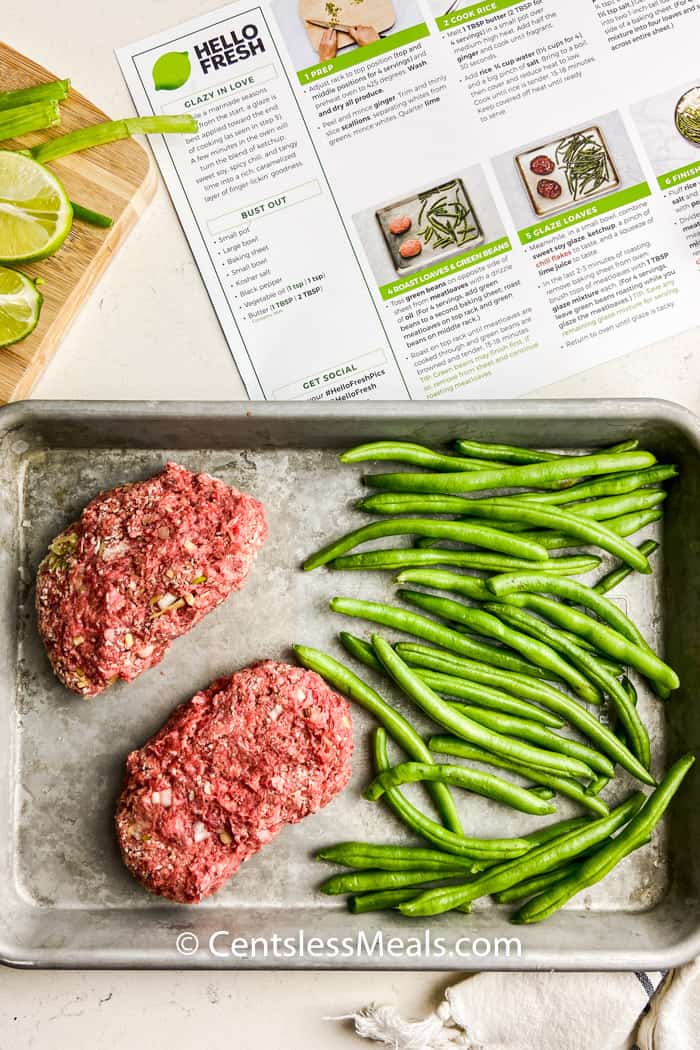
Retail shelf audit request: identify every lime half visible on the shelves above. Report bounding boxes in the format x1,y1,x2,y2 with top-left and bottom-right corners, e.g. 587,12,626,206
0,265,43,347
0,152,73,263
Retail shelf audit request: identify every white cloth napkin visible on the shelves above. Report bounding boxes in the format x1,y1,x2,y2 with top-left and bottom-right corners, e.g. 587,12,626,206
340,964,700,1049
636,958,700,1049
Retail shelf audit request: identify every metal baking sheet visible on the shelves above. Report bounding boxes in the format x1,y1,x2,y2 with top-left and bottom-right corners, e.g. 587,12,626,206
0,399,698,971
515,126,620,217
376,179,484,274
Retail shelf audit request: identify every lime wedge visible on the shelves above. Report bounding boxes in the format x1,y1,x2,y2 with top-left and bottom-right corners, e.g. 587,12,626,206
0,265,43,347
0,152,73,263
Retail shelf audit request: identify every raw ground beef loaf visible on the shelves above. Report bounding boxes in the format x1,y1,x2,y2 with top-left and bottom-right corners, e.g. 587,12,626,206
35,462,267,697
529,154,555,175
115,661,353,903
536,177,562,200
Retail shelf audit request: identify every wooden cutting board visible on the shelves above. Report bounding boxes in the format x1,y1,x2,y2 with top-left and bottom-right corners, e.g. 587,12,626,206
0,42,156,403
299,0,396,54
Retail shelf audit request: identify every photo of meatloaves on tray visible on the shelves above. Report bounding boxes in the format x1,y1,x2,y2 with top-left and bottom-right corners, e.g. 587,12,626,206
515,126,620,218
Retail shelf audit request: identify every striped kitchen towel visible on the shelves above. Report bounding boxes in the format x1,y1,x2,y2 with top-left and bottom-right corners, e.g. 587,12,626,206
341,968,681,1049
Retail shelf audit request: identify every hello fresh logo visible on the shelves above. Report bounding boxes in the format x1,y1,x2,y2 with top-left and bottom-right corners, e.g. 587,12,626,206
152,25,265,91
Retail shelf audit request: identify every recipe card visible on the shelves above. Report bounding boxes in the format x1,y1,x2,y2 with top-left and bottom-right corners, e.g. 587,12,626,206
118,0,700,400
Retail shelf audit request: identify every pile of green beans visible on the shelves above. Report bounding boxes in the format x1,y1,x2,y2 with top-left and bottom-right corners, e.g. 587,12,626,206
298,434,686,923
555,132,611,200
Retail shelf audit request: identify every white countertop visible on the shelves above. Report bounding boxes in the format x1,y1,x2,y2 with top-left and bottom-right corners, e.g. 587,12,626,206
4,3,700,1047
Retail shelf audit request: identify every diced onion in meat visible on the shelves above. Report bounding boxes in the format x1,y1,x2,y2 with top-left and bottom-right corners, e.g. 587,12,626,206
193,821,209,842
157,592,178,611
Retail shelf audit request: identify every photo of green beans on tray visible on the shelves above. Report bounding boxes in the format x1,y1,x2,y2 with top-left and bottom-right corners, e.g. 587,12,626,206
295,435,695,922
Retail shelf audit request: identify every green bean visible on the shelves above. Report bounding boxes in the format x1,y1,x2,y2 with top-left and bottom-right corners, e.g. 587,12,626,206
320,867,472,895
607,441,643,454
452,707,615,776
452,439,638,465
364,451,655,497
338,631,383,672
398,792,644,916
515,508,663,550
329,597,549,678
485,603,652,772
585,775,610,796
365,761,557,816
514,754,695,923
393,498,653,573
514,465,678,505
493,864,579,903
412,667,564,727
594,540,659,594
452,441,562,464
315,842,479,872
371,728,532,860
492,590,675,693
396,568,492,601
349,888,424,913
292,645,463,833
304,517,548,571
339,441,494,472
428,737,609,817
358,493,494,515
398,589,601,704
371,636,594,778
395,643,655,785
331,549,601,574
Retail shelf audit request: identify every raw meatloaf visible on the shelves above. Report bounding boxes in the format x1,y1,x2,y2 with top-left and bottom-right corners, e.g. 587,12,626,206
115,661,353,903
36,462,266,697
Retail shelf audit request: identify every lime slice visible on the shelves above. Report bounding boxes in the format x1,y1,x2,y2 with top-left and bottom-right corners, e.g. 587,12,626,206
0,265,43,347
0,152,73,263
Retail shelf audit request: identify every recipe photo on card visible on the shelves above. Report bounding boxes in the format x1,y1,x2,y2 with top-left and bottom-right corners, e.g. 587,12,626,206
118,0,700,401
